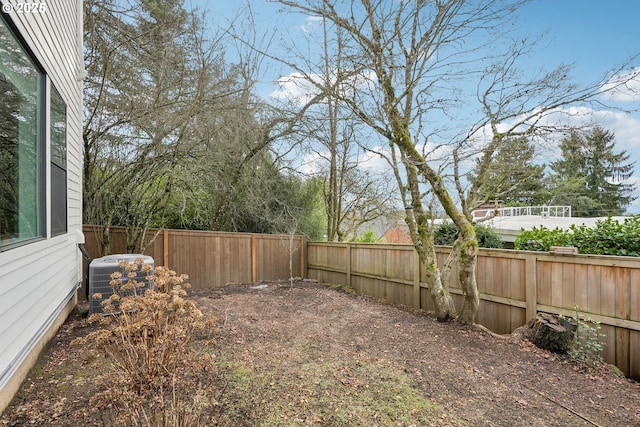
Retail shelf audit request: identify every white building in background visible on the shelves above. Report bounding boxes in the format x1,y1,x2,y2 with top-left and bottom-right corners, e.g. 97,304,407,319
0,0,84,413
483,214,630,246
382,205,630,247
478,206,628,246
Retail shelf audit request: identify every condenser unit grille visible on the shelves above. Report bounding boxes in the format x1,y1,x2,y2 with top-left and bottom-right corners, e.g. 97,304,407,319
88,254,154,315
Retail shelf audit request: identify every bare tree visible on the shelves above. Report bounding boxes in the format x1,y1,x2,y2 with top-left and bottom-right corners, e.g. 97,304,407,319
261,12,397,242
83,0,228,253
271,0,520,321
439,42,639,310
273,0,639,323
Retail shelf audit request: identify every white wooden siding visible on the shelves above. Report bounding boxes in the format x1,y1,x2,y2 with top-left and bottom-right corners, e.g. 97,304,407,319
0,0,83,394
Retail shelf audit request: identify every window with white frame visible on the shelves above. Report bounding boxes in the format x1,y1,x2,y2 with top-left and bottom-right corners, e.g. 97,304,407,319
0,14,45,249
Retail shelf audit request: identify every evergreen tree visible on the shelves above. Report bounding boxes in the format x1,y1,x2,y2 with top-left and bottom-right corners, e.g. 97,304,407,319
549,126,636,216
472,136,547,206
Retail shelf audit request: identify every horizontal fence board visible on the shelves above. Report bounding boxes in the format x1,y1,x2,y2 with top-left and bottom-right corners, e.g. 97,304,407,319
309,268,347,286
307,242,640,380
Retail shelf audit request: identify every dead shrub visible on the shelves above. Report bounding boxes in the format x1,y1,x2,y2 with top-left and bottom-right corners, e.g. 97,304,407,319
73,259,218,426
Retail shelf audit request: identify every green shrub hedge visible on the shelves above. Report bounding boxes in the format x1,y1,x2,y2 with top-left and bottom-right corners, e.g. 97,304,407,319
514,215,640,257
433,222,503,249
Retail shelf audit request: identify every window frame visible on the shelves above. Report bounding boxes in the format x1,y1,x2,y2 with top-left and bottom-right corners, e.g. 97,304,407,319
0,12,47,251
50,83,67,237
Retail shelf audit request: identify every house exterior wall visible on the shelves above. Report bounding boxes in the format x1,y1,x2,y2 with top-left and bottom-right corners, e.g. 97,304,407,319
0,0,83,413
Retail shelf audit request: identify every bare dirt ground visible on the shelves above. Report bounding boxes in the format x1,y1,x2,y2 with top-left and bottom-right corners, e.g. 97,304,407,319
2,279,640,426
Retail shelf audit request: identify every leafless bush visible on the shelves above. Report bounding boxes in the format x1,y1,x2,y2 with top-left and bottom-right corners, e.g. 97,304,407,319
73,259,218,426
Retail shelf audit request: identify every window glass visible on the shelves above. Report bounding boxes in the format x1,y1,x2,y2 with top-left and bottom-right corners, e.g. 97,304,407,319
0,15,44,248
50,85,67,236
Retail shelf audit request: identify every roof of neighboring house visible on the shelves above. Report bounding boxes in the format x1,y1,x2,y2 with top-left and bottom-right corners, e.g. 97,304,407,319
382,220,412,243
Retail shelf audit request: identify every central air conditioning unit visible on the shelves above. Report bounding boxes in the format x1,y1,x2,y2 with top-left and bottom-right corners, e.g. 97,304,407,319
88,254,154,315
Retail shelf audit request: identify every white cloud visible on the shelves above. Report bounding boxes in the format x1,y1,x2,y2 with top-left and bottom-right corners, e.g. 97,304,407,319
297,145,393,177
297,150,326,175
463,106,640,160
358,146,394,174
300,16,323,34
270,73,321,105
535,107,640,152
600,67,640,102
452,105,640,184
270,69,378,106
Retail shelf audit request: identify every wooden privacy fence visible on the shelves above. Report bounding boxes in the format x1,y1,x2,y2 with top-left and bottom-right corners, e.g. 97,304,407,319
81,226,305,297
307,242,640,380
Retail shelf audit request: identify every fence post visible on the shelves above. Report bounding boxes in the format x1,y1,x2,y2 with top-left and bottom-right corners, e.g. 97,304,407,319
163,229,169,267
525,254,537,321
346,244,352,286
251,234,257,282
413,250,421,309
300,236,306,279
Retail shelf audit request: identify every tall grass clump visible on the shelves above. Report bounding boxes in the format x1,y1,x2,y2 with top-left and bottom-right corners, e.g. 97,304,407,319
73,259,217,426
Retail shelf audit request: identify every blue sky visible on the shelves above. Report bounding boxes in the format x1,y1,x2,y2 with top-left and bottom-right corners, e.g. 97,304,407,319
190,0,640,214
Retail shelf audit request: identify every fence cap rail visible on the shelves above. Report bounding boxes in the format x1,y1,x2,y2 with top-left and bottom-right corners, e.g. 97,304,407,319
549,246,578,255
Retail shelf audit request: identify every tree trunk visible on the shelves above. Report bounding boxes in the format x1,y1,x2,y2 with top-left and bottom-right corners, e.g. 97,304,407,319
440,229,479,324
457,224,479,324
423,238,456,322
406,211,455,321
100,224,111,256
401,162,456,321
414,150,480,324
